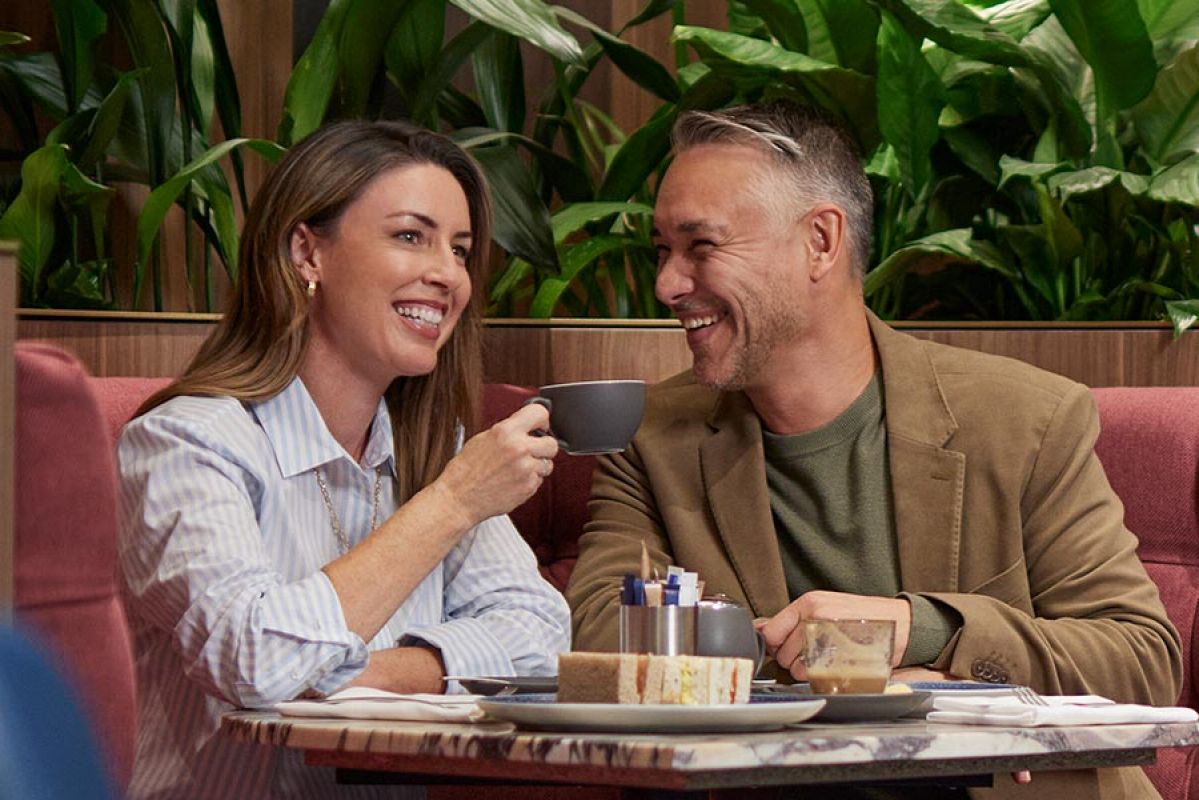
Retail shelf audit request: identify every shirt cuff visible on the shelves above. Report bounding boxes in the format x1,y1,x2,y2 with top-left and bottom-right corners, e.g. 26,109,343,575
399,618,515,693
899,593,962,667
254,570,370,699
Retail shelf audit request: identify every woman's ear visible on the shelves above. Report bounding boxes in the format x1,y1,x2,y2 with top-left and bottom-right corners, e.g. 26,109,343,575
805,205,845,282
289,222,321,284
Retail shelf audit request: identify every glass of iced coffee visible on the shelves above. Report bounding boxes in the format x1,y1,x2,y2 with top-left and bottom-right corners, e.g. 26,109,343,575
801,619,895,694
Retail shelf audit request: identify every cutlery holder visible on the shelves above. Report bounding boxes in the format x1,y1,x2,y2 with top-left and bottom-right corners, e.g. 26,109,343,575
619,605,697,655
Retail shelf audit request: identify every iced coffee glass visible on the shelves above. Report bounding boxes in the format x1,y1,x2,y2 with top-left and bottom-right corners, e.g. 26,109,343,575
801,619,895,694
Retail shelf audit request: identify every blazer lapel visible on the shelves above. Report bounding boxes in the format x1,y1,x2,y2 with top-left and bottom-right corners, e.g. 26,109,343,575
700,392,791,617
869,314,966,593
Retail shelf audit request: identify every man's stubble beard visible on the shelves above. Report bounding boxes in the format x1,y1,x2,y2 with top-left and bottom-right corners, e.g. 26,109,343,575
693,294,804,392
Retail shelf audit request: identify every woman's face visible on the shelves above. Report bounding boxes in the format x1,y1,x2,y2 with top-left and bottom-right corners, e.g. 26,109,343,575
297,163,474,394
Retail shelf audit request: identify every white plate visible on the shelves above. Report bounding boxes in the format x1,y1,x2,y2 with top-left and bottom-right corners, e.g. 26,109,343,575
478,693,825,733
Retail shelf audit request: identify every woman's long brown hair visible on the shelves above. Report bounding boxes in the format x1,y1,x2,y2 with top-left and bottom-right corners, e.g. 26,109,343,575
137,120,489,504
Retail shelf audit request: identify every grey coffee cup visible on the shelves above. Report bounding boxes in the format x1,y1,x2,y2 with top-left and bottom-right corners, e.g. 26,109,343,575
525,379,645,455
697,595,766,675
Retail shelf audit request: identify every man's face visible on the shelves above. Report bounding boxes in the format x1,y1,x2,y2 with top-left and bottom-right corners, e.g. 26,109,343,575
653,144,807,391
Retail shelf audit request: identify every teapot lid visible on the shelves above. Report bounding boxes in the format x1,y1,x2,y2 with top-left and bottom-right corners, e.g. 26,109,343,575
698,593,741,608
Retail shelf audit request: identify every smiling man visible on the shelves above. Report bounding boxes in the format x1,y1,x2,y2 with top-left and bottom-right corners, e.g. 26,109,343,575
565,101,1180,800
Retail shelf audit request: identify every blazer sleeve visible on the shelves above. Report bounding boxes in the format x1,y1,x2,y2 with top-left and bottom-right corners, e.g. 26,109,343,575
566,441,675,652
924,383,1183,705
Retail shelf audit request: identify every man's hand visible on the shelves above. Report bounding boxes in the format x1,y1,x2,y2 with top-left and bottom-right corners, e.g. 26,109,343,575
758,590,912,681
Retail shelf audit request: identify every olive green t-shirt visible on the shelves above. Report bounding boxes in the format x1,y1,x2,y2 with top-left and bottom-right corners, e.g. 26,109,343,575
762,374,958,666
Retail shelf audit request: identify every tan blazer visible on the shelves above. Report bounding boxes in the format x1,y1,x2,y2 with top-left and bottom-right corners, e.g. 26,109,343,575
567,313,1180,799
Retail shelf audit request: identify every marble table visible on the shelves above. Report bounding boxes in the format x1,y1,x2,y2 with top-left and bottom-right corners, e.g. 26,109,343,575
221,710,1199,795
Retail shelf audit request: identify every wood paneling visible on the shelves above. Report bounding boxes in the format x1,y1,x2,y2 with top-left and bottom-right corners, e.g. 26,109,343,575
1,244,16,617
18,314,1199,389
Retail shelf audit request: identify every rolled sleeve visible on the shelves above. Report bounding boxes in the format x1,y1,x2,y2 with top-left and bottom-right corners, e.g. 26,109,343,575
409,515,569,686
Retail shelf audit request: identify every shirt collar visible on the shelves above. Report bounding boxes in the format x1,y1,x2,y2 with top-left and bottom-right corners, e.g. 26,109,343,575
252,377,396,478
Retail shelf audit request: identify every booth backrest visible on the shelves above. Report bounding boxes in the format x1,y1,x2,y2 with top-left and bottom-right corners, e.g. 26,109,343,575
1093,387,1199,800
13,344,138,792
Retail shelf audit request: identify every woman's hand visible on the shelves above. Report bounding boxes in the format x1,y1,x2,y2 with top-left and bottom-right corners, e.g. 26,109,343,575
434,403,559,529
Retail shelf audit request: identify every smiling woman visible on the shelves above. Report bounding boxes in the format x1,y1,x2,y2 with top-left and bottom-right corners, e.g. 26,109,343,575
114,121,570,799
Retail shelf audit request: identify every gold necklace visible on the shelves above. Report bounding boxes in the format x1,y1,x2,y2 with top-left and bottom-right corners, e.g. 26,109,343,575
314,466,383,554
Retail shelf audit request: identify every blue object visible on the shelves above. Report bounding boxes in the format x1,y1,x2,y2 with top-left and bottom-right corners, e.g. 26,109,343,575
0,624,116,800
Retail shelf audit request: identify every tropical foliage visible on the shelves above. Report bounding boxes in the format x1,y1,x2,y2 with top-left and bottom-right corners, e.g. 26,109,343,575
0,0,283,310
676,0,1199,332
1,0,1197,332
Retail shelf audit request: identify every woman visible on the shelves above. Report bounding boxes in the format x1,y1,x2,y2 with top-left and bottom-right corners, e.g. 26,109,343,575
117,121,569,798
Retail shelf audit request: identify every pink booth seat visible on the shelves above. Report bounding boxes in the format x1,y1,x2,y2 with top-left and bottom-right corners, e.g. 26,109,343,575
1093,387,1199,800
13,343,141,792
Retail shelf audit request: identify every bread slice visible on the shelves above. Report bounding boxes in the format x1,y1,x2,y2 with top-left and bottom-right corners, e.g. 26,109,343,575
556,652,641,703
557,652,753,705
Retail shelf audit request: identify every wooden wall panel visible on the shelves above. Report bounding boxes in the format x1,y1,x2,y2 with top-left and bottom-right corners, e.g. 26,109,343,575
1,244,16,617
16,315,1199,389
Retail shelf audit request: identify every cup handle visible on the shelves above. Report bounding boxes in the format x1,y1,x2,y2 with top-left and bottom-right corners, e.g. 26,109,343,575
522,397,570,451
753,629,766,676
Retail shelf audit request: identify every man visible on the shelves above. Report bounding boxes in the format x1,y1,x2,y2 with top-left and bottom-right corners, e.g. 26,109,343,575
565,101,1181,799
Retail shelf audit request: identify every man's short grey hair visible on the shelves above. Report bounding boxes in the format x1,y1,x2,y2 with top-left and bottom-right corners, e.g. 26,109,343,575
671,101,874,278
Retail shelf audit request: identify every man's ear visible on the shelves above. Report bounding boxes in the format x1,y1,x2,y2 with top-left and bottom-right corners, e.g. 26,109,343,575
289,222,321,284
805,205,845,282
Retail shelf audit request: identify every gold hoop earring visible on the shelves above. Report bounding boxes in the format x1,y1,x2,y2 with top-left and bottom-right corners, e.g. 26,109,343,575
306,279,317,297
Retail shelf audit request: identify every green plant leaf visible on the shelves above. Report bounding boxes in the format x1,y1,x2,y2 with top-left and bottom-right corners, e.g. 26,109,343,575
736,0,808,52
411,20,493,128
1047,0,1156,117
1147,153,1199,205
1016,18,1094,161
530,234,627,317
550,201,653,244
554,7,680,102
471,31,525,133
60,159,114,261
454,128,592,201
134,137,281,305
43,258,109,309
106,0,177,185
1135,0,1199,43
338,0,414,117
998,154,1064,187
1166,298,1199,336
488,256,533,304
187,6,216,133
619,0,676,33
384,0,443,110
1047,166,1149,202
196,0,247,205
876,0,1028,66
975,0,1052,40
450,0,583,65
800,0,879,73
876,10,945,199
865,228,1018,297
49,0,105,114
0,31,32,48
278,0,351,145
672,26,875,132
0,144,69,305
1133,44,1199,167
467,144,558,273
597,106,676,201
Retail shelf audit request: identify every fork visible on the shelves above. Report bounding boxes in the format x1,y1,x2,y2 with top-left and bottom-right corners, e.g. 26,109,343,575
1013,686,1049,706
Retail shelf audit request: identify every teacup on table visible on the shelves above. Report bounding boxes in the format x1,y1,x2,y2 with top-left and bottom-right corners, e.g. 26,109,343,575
801,618,895,695
525,379,645,455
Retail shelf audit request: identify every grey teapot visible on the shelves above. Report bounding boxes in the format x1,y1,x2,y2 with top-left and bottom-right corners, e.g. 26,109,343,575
696,594,765,675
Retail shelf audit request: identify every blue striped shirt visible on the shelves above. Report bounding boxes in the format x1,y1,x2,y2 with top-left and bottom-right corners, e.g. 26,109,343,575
117,377,570,798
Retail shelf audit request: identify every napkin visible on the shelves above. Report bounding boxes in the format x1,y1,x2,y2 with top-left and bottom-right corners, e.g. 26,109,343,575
928,693,1199,727
276,687,485,723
